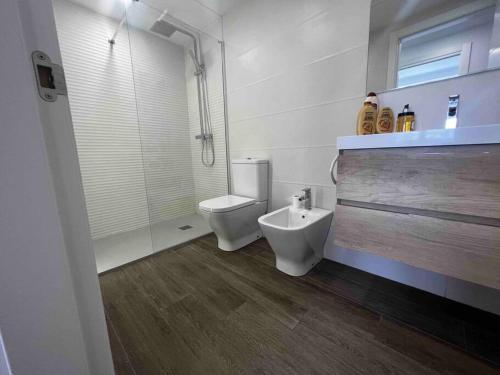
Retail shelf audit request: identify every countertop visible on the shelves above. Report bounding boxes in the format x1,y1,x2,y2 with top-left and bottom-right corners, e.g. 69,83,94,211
337,124,500,150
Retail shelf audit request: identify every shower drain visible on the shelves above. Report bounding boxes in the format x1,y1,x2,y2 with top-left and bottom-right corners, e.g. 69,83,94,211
178,225,193,231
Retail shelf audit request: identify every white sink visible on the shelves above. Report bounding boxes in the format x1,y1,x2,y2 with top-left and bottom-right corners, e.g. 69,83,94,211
258,206,333,276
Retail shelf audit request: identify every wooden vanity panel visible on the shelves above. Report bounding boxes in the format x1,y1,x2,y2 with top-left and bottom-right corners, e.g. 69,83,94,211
334,205,500,290
336,144,500,219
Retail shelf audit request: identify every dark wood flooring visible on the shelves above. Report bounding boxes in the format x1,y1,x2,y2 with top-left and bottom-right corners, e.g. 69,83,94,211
100,234,500,375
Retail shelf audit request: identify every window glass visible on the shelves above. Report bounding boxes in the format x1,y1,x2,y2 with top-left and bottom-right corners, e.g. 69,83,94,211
397,54,460,87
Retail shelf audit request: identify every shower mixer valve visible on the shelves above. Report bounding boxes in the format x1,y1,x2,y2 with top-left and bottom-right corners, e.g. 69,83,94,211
194,64,205,76
195,133,213,140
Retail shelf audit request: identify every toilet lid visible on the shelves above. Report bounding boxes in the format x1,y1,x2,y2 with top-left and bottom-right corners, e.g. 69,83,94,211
199,195,255,213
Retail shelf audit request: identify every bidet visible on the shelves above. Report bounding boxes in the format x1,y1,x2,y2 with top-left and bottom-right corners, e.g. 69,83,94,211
258,206,333,276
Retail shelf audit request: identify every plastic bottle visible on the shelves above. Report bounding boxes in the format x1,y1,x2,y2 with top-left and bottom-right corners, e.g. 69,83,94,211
396,104,415,132
356,93,378,135
375,107,394,133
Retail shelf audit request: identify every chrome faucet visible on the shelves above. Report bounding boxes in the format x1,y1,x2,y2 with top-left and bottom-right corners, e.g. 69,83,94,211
446,94,459,129
301,187,312,210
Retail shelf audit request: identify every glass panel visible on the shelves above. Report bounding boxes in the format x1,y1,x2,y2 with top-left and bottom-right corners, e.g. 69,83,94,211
125,2,228,253
397,54,461,88
52,0,153,272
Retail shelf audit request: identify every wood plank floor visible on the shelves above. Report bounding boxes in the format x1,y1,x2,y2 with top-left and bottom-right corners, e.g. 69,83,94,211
100,234,500,375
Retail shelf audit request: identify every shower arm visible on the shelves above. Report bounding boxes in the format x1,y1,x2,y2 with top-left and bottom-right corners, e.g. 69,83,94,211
108,12,127,45
108,0,140,44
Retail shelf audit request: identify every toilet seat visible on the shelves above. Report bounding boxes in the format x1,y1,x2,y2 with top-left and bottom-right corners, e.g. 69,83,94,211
199,195,256,213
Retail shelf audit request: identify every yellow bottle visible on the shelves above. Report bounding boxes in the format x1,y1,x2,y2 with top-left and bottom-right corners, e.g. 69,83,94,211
375,107,394,133
357,104,377,135
396,104,415,132
396,113,404,132
356,93,378,135
404,112,415,132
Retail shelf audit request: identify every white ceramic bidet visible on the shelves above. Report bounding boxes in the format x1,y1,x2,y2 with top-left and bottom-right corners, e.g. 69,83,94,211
258,206,333,276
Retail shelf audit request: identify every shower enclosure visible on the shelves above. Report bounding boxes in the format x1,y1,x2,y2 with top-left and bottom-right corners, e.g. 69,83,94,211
52,0,229,272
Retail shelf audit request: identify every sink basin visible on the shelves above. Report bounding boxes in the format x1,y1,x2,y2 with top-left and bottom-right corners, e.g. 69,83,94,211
258,206,333,276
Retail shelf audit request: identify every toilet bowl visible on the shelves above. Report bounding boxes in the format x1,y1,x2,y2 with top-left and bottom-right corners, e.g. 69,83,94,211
199,195,267,251
258,206,333,276
199,158,269,251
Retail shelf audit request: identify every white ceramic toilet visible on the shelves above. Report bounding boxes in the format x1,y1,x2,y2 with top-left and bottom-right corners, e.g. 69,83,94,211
199,158,268,251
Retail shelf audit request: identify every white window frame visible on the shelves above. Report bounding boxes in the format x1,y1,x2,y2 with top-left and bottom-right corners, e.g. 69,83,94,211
396,43,472,88
386,0,496,89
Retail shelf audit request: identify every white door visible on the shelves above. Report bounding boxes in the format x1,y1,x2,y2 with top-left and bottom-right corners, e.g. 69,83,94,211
0,0,114,373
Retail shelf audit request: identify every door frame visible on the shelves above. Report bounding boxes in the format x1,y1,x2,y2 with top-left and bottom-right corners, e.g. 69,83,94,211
0,0,114,373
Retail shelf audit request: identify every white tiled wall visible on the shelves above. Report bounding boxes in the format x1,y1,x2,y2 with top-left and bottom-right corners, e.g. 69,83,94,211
224,0,370,211
54,0,152,239
54,0,198,238
129,26,198,224
186,33,229,205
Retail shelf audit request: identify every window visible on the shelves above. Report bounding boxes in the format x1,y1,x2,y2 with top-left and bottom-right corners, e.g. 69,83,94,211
397,54,461,88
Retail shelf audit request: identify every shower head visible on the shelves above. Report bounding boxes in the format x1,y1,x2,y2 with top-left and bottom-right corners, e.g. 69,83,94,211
150,19,177,38
150,10,196,40
149,12,202,75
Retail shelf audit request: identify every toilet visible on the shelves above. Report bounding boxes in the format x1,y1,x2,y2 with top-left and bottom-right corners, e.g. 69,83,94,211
199,158,269,251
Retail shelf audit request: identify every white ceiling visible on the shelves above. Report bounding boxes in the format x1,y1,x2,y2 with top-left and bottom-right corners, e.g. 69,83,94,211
67,0,243,27
65,0,244,46
193,0,243,16
370,0,482,32
401,6,494,47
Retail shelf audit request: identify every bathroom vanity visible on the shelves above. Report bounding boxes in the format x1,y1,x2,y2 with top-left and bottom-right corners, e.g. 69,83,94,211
334,125,500,290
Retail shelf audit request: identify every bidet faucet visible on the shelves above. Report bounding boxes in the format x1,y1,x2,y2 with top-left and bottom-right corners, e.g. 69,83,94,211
301,187,312,210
